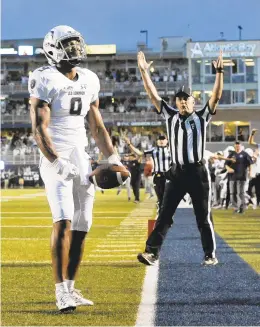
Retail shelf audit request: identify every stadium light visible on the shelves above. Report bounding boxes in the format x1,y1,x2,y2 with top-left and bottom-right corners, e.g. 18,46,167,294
238,25,243,40
140,30,148,47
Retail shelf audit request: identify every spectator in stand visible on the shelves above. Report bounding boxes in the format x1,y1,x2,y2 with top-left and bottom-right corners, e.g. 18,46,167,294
225,141,253,214
4,170,9,189
108,104,114,113
118,103,125,113
248,129,260,205
10,131,20,150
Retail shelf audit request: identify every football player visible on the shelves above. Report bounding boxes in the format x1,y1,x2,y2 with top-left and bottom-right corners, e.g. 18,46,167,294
29,25,121,313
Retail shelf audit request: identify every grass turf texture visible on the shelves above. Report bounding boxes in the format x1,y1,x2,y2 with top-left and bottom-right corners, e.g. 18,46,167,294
212,208,260,273
1,189,149,326
1,189,260,325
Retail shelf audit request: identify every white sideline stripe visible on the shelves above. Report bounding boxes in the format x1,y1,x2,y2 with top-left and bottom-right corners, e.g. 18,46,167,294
135,265,159,326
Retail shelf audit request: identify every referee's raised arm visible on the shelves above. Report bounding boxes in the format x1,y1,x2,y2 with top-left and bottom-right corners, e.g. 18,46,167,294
208,50,224,113
137,51,162,112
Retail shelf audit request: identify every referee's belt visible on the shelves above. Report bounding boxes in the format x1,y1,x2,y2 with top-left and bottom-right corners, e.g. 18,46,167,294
176,160,205,170
153,172,165,177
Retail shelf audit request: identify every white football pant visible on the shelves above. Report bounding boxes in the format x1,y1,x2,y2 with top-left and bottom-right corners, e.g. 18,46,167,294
40,152,95,232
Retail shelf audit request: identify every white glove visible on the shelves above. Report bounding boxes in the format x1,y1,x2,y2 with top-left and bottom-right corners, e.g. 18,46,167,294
52,158,79,181
108,154,123,167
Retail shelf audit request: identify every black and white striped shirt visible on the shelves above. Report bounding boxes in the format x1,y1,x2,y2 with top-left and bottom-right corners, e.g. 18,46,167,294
160,100,215,165
144,146,171,173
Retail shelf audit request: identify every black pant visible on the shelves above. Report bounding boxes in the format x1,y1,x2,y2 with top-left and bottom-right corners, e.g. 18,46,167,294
255,174,260,205
130,172,141,201
146,163,216,257
248,177,257,198
153,173,166,211
225,180,231,209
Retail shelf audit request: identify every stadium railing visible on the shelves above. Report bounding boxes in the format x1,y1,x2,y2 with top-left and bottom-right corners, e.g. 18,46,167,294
1,80,184,95
2,152,40,165
1,112,164,125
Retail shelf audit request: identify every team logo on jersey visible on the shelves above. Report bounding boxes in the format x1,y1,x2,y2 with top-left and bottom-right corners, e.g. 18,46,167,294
63,85,74,92
30,79,36,89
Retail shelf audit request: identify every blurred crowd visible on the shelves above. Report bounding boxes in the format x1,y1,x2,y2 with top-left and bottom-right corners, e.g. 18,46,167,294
1,100,29,116
88,132,157,159
1,128,159,164
207,144,260,211
96,66,188,83
1,71,29,85
1,98,162,116
1,165,41,189
1,61,188,86
1,130,39,163
2,129,260,214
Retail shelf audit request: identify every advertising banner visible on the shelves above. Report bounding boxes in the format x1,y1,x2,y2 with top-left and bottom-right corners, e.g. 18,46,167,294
187,41,260,58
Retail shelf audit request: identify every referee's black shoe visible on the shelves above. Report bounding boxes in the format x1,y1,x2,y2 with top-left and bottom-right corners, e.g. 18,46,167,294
201,255,218,266
137,252,158,266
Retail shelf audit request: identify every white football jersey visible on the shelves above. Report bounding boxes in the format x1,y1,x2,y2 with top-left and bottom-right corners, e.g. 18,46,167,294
28,66,100,152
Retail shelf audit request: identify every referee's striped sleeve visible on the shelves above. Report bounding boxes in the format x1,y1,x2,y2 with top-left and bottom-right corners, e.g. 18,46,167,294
158,99,178,118
144,148,155,155
196,101,216,122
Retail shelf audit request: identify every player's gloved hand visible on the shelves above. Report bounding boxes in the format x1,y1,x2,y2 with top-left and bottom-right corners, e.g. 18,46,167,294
52,158,79,181
108,154,123,167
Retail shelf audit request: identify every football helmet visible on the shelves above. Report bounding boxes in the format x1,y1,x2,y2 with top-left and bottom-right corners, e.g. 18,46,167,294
43,25,86,66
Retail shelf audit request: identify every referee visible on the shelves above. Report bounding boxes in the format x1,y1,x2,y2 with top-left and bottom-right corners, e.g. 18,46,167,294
123,134,171,212
136,50,224,266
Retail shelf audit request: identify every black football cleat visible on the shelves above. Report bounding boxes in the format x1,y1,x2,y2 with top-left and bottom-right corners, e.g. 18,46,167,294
137,252,158,266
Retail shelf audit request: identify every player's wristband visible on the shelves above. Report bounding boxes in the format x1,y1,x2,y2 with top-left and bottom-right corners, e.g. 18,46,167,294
108,154,123,166
216,68,224,73
52,158,65,174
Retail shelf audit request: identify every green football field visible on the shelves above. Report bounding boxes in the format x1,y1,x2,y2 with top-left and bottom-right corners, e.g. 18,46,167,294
1,189,260,326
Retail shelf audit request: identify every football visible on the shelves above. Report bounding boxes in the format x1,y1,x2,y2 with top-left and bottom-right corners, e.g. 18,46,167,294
89,164,130,189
